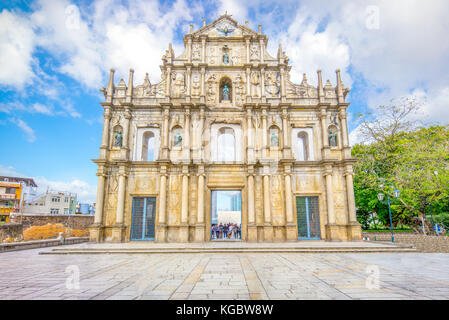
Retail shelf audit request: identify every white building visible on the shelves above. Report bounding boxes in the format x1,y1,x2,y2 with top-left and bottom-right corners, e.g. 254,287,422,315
24,191,77,215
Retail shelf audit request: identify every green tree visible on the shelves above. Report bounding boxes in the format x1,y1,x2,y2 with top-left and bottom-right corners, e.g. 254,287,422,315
352,98,449,232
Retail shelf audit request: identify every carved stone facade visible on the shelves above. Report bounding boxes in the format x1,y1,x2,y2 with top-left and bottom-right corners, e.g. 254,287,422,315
90,14,361,243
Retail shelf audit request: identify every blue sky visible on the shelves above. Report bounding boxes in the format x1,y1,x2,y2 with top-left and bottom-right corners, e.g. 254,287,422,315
1,0,448,202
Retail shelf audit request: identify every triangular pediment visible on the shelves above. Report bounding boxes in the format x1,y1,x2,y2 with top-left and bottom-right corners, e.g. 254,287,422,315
192,14,259,38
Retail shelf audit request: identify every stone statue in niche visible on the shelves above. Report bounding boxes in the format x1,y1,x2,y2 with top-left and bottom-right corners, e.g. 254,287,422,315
174,132,182,147
270,131,279,147
222,85,230,101
114,130,123,147
329,130,337,147
251,72,260,97
223,52,229,65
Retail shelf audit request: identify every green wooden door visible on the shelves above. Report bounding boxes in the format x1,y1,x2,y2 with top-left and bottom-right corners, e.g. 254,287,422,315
296,196,321,240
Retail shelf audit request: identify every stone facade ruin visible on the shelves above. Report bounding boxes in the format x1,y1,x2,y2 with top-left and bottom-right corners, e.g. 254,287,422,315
90,14,361,243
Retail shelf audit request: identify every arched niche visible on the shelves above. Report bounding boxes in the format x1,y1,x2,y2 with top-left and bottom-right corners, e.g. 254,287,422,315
112,125,123,148
219,77,232,103
328,125,338,147
134,128,160,161
217,127,235,161
292,127,315,161
210,123,243,162
171,125,183,149
269,125,281,148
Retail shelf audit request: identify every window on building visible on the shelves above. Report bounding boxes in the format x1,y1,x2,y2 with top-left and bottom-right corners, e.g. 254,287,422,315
5,188,16,194
142,131,155,161
64,197,69,202
52,197,60,203
296,131,309,161
50,208,59,214
217,127,235,161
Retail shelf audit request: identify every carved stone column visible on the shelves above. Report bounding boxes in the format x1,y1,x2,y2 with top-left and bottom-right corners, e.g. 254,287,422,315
245,67,251,101
324,164,341,241
247,166,257,242
187,36,192,63
344,164,362,240
186,66,192,98
281,106,291,159
339,106,351,159
261,106,268,158
245,37,250,64
161,106,170,159
183,107,191,160
262,165,273,241
90,166,106,242
112,165,127,242
99,107,111,159
284,164,297,241
198,106,205,161
260,67,266,100
280,66,286,100
200,66,206,100
319,106,330,159
165,66,171,98
201,36,206,63
195,165,205,242
259,38,265,63
180,165,189,242
156,166,168,242
121,106,132,160
246,105,254,163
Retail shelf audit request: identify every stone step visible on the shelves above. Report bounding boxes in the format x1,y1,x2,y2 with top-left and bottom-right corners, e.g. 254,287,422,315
40,247,419,254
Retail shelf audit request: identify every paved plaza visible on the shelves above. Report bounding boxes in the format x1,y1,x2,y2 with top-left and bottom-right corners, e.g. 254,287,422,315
0,247,449,300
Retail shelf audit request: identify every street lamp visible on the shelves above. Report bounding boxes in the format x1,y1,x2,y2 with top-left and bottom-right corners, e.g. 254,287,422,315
377,186,400,243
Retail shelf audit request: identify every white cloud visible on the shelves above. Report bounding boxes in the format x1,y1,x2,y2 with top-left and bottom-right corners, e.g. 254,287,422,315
10,118,36,142
0,9,35,89
0,164,97,203
33,176,97,203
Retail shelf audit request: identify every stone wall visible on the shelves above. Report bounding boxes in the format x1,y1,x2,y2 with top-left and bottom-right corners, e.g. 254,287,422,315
364,232,449,253
0,223,23,242
9,215,94,241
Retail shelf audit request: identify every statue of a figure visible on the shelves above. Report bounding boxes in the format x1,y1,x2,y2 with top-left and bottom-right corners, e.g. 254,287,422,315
271,131,279,147
174,132,182,147
329,130,337,147
222,85,230,101
114,130,123,147
223,52,229,65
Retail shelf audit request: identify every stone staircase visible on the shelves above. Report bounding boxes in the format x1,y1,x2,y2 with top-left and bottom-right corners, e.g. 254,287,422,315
39,241,419,255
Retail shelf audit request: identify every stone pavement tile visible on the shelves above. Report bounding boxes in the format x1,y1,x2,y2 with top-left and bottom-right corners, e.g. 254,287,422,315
187,294,208,300
138,295,171,300
169,292,190,300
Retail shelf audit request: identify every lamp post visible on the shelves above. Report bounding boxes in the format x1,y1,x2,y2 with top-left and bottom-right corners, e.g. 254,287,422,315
377,187,400,243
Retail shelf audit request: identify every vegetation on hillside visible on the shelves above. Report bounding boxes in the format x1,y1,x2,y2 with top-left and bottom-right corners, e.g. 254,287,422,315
352,98,449,233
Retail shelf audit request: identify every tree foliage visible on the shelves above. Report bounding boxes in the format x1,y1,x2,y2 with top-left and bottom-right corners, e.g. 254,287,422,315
352,98,449,231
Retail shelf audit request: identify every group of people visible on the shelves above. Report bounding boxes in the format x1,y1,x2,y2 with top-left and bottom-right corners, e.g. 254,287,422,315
211,223,241,240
